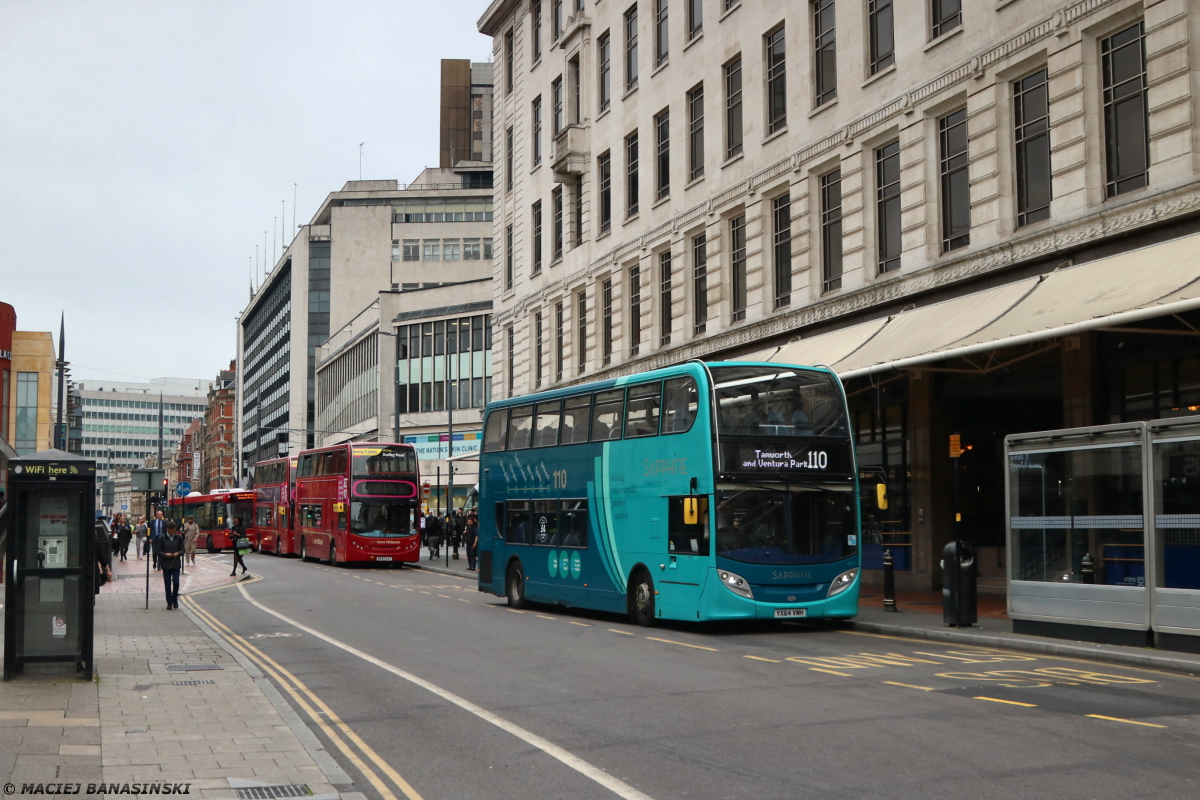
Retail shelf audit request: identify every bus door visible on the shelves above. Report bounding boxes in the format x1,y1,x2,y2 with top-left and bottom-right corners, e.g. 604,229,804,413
658,487,712,617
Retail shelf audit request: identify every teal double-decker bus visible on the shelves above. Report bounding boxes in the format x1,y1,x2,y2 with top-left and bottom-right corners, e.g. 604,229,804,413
477,361,861,625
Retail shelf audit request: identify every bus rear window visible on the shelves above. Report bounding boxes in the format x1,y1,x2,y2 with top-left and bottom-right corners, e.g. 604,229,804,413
711,366,848,437
534,401,561,448
507,406,533,449
590,390,624,442
561,395,591,444
624,383,661,438
484,410,508,452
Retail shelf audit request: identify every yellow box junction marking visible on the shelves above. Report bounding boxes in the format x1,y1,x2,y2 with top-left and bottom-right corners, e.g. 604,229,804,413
1087,714,1167,729
975,697,1037,708
882,681,936,691
646,637,718,652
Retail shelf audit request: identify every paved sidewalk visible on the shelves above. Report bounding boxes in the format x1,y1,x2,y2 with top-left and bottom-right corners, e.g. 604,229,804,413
106,551,244,597
2,577,362,797
412,551,473,579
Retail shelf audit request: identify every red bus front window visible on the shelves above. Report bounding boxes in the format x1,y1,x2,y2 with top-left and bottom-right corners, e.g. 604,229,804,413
229,500,255,527
350,501,416,537
352,446,417,476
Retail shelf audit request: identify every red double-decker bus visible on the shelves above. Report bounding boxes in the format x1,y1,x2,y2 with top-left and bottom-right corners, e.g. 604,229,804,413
169,489,256,553
295,442,422,565
253,457,297,555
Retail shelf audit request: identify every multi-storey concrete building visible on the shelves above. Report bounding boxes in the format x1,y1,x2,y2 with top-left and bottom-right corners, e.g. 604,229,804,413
239,59,496,492
77,377,211,490
479,0,1200,595
315,279,493,509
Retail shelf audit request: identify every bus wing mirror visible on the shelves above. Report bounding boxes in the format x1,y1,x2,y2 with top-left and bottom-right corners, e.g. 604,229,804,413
683,497,699,525
876,483,888,511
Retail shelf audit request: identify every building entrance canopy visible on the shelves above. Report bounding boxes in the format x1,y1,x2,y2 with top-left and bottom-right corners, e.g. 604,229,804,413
750,232,1200,376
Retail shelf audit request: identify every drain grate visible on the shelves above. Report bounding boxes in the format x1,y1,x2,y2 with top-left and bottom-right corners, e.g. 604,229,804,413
167,664,224,671
171,680,215,686
125,728,147,734
235,786,312,799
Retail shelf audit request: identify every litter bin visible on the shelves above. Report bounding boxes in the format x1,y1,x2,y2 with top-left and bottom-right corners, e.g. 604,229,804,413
941,540,977,628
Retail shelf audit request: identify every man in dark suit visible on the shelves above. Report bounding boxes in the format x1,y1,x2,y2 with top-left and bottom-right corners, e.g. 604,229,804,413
157,521,185,610
148,510,168,571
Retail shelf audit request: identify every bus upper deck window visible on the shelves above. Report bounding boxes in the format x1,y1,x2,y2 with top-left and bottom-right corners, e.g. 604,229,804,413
483,410,508,452
590,390,624,442
624,383,661,438
663,377,698,434
561,395,592,444
507,406,534,449
534,401,562,448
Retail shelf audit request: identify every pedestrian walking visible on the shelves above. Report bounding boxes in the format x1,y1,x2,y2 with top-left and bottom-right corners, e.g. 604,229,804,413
465,512,478,571
114,513,133,561
156,521,185,610
230,516,250,576
94,516,113,594
450,510,462,560
182,516,200,567
427,514,442,560
148,510,168,570
134,515,147,561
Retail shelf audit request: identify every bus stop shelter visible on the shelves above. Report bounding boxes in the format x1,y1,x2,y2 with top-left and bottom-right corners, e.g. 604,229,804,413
1005,417,1200,652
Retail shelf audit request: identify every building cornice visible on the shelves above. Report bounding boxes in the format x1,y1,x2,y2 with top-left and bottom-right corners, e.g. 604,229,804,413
526,180,1200,386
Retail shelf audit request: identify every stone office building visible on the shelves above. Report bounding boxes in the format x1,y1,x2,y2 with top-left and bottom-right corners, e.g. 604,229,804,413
478,0,1200,597
239,59,495,479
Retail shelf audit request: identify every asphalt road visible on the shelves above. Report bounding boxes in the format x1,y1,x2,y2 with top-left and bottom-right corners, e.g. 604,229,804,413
185,553,1200,800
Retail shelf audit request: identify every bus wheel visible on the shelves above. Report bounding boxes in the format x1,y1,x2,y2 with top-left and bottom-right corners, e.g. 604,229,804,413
327,542,337,567
629,571,656,627
506,562,527,609
300,538,312,562
274,536,281,556
206,535,218,554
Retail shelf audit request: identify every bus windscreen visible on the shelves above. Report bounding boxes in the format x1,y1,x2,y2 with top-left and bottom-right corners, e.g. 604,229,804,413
229,500,255,527
711,366,847,438
352,446,417,476
350,501,415,537
715,485,857,565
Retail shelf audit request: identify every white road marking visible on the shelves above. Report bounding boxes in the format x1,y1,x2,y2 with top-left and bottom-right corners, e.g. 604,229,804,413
238,584,656,800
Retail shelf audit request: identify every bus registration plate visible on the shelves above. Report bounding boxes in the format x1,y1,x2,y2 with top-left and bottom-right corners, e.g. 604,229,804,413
774,608,807,619
376,557,393,561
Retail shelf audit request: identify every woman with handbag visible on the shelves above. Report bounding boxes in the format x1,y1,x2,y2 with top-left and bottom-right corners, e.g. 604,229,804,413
94,518,113,594
230,516,250,576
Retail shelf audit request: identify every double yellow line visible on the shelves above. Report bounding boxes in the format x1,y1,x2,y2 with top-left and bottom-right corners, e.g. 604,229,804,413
181,595,425,800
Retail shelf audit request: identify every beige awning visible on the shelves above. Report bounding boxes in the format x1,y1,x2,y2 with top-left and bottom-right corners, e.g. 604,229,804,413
765,317,889,369
740,231,1200,378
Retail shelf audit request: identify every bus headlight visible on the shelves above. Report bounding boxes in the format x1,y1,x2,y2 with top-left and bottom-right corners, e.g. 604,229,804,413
827,568,858,597
718,570,753,600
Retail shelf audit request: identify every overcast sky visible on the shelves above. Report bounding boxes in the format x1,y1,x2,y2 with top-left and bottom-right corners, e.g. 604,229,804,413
1,0,492,385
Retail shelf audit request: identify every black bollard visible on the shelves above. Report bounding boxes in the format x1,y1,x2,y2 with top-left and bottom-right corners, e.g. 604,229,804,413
882,549,897,611
1081,553,1095,585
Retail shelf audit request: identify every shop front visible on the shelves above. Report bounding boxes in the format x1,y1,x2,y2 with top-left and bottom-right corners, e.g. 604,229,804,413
740,231,1200,605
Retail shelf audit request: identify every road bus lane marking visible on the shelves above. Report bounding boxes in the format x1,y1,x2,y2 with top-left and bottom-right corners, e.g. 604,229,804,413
234,584,659,800
933,667,1159,690
181,596,420,800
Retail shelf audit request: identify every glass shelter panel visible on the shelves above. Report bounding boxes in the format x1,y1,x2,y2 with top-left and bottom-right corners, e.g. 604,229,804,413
1009,445,1145,586
1154,438,1200,591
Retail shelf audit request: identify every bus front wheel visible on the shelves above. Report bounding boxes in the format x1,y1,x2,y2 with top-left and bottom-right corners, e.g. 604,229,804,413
206,535,218,554
506,562,528,609
629,571,656,627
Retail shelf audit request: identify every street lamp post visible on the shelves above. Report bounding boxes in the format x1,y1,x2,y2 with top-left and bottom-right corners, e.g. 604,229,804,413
445,324,454,568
